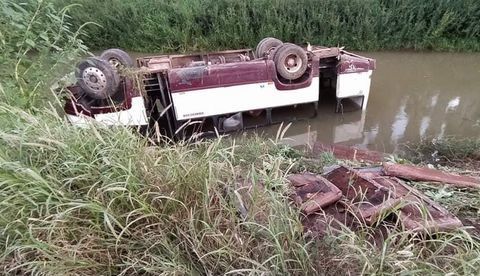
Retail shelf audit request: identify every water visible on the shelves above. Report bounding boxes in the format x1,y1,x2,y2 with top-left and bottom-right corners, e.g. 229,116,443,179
263,52,480,153
128,51,480,152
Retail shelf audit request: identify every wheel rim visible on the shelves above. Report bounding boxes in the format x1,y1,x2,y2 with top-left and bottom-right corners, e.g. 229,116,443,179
108,58,122,69
82,67,107,94
283,54,303,73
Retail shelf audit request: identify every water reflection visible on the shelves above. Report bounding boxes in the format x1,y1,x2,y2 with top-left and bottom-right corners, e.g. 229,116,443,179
249,52,480,152
362,123,379,148
281,130,317,148
390,97,409,147
334,112,366,144
438,122,446,139
419,116,431,138
430,94,439,108
445,96,461,112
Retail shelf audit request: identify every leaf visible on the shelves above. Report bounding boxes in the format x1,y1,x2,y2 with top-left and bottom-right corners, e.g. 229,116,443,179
39,33,49,42
50,44,63,51
25,38,36,48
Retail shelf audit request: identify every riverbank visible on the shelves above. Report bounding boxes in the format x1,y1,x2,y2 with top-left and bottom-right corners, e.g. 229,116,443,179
402,137,480,170
55,0,480,53
1,109,479,274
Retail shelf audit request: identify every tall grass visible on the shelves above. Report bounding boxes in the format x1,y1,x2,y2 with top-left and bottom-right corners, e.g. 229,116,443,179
0,107,314,274
0,0,88,109
1,104,479,274
52,0,480,52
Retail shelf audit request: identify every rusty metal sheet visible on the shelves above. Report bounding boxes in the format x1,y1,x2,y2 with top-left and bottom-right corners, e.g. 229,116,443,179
287,173,342,215
323,166,401,225
337,54,372,74
324,165,463,232
168,60,269,92
383,162,480,189
311,47,341,58
373,176,463,232
313,143,385,163
139,49,255,72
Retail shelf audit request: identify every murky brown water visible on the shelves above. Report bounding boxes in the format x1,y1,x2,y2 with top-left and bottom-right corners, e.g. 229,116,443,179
264,52,480,153
127,51,480,152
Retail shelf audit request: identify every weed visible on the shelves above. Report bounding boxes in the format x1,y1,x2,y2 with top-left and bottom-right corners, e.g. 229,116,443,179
0,0,89,109
401,137,480,168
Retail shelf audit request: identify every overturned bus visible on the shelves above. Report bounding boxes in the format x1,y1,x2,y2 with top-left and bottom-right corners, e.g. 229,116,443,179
64,38,375,139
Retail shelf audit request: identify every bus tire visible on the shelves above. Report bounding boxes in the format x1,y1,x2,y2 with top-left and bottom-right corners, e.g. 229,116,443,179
255,37,283,58
100,48,134,69
274,44,308,80
75,57,120,99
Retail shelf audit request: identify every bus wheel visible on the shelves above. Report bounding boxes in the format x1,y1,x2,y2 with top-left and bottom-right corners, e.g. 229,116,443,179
274,44,308,80
255,37,283,58
100,48,134,70
75,57,120,99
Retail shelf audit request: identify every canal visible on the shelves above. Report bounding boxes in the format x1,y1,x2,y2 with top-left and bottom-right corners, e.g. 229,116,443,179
263,51,480,153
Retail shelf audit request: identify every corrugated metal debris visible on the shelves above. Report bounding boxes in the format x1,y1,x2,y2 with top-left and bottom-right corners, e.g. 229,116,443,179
289,164,464,234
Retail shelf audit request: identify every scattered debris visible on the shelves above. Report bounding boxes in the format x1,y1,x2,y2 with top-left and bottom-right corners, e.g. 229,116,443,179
244,157,469,236
324,166,401,226
373,176,463,232
289,164,463,235
313,143,385,163
287,173,342,215
383,162,480,189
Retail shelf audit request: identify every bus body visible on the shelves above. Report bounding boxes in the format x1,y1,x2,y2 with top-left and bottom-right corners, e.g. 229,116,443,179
64,45,375,138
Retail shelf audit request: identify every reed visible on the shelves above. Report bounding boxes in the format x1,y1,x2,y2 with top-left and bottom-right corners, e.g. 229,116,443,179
53,0,480,52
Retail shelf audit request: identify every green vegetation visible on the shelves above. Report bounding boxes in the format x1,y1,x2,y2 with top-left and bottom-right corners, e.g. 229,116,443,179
402,137,480,168
52,0,480,53
0,107,311,274
414,182,480,235
2,106,479,274
0,0,88,109
1,1,480,274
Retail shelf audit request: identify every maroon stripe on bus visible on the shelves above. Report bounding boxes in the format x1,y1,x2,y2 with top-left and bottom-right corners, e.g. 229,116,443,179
168,60,270,92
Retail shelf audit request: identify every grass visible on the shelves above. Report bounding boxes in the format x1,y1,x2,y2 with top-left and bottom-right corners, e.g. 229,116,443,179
320,225,480,274
1,106,480,274
52,0,480,53
415,182,480,221
0,108,313,274
401,137,480,169
1,1,480,274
